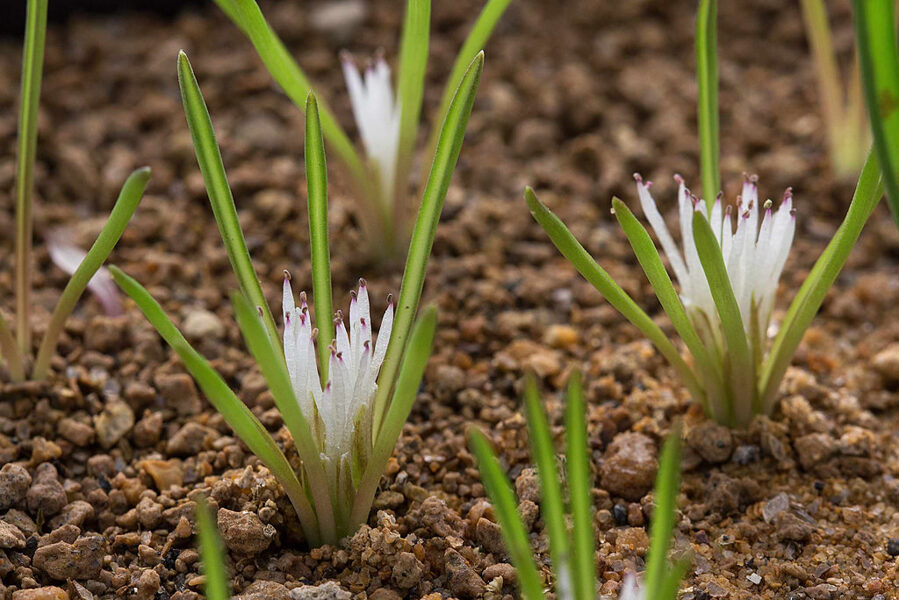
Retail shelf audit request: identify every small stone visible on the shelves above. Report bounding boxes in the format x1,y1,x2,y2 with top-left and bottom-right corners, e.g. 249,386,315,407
182,309,225,341
0,463,32,510
600,433,658,501
483,562,516,583
288,581,351,600
93,401,135,449
30,437,63,464
84,315,129,353
50,501,94,528
32,535,105,580
873,343,899,382
0,520,25,549
444,548,486,598
774,511,815,542
372,490,405,510
794,433,836,470
732,444,761,465
475,517,505,555
142,459,184,491
57,419,94,447
762,492,790,523
130,569,160,600
543,324,579,349
747,573,762,585
155,373,202,416
514,468,540,504
68,580,93,600
166,422,218,456
392,551,424,589
887,538,899,556
368,590,401,600
26,463,67,517
685,421,733,464
11,587,69,600
217,509,274,555
132,412,164,448
234,581,291,600
615,527,650,555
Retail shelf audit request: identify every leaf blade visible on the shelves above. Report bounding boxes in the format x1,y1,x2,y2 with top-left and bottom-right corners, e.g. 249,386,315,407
644,431,684,599
565,372,595,600
195,497,230,600
696,0,719,208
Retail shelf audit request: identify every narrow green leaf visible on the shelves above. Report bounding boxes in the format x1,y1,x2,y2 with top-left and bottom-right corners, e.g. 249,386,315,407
0,312,25,382
564,372,595,600
195,497,230,600
304,94,334,375
350,307,437,531
426,0,511,160
32,167,151,380
696,0,719,209
660,555,692,600
231,291,336,544
372,52,484,437
396,0,431,198
691,211,755,427
760,151,882,409
212,0,367,187
177,51,279,344
644,431,683,599
109,266,320,546
854,0,899,226
468,429,544,600
526,188,704,403
521,375,569,598
15,0,48,354
611,197,724,419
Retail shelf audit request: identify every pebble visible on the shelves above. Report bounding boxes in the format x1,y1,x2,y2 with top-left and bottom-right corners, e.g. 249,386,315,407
93,400,135,449
392,551,424,589
762,492,791,523
26,463,67,517
475,517,505,554
32,535,105,580
444,548,486,598
543,324,579,349
887,538,899,556
155,373,202,416
600,432,658,500
57,418,94,447
132,411,163,448
794,433,836,470
182,309,225,341
774,511,815,542
11,588,69,600
142,459,184,491
217,509,274,555
130,569,160,600
0,463,32,510
0,520,26,549
872,343,899,382
732,444,761,465
30,437,62,464
368,590,401,600
166,422,218,456
685,421,733,464
288,581,351,600
234,581,291,600
84,315,129,353
482,562,516,583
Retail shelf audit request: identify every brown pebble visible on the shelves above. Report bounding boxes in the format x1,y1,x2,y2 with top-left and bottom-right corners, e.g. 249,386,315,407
217,509,274,555
475,517,506,555
130,569,160,600
93,400,135,449
26,463,67,517
794,433,836,470
11,587,69,600
132,412,163,448
155,373,202,416
57,418,95,447
444,548,486,598
166,422,218,456
392,551,424,589
0,463,32,510
32,535,105,580
483,562,517,583
0,520,26,549
685,421,733,464
142,459,184,491
600,432,658,501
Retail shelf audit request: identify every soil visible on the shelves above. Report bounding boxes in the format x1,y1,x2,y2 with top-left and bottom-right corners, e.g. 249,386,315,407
1,0,898,599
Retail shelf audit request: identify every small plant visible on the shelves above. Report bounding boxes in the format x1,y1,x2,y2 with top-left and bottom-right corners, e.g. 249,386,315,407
110,49,483,545
468,374,688,599
854,0,899,228
195,497,230,600
524,0,884,428
800,0,869,180
212,0,511,258
1,0,149,382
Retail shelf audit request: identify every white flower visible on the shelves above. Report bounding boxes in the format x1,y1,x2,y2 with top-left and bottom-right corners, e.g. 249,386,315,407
281,275,394,473
341,53,401,204
633,173,796,351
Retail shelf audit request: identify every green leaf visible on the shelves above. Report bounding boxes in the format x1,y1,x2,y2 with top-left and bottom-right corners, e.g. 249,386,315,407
0,311,25,382
760,150,882,410
521,375,569,598
696,0,719,209
611,197,723,419
304,94,335,375
350,306,437,532
195,497,230,600
15,0,48,354
372,52,484,437
211,0,367,187
32,167,151,380
644,431,683,599
526,188,704,403
177,51,279,344
109,266,320,546
691,211,755,427
230,291,337,544
854,0,899,226
426,0,511,160
468,428,544,600
565,372,595,600
396,0,431,196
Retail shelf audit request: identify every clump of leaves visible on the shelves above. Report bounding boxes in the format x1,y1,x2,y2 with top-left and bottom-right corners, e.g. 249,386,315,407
524,0,883,428
111,50,483,545
1,0,149,382
211,0,511,259
469,374,688,599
